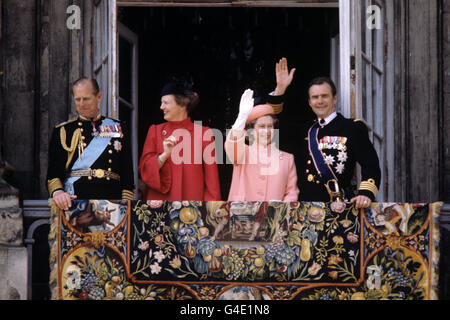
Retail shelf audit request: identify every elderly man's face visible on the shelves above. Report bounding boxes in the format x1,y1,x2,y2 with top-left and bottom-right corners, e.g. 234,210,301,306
73,82,102,119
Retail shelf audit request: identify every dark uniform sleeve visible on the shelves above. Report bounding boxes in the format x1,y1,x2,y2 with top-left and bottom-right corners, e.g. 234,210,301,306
46,126,67,197
266,93,285,115
353,121,381,201
119,121,135,200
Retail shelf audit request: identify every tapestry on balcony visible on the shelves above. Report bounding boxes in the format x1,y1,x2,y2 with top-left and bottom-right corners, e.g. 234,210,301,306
48,200,442,300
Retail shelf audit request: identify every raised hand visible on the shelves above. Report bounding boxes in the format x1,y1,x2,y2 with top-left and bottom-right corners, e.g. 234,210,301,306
163,135,177,155
274,57,296,96
158,135,178,169
239,89,254,116
232,89,254,130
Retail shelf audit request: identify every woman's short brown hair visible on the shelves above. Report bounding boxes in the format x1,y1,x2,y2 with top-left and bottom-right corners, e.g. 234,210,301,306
174,92,200,114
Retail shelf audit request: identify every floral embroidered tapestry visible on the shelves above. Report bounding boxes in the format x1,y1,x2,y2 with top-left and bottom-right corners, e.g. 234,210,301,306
49,200,442,300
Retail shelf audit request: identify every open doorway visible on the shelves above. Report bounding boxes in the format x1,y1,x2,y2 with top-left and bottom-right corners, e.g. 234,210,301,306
118,6,339,200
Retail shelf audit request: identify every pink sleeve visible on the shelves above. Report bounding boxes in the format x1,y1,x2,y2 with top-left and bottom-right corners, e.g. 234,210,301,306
139,125,171,194
224,129,246,165
283,154,300,202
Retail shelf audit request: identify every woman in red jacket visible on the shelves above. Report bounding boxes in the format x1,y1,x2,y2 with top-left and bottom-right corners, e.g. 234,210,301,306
139,81,221,201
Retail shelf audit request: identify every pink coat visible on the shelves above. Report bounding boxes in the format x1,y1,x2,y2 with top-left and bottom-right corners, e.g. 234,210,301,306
225,130,299,202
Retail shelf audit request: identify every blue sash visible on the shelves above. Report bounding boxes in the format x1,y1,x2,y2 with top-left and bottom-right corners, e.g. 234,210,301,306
307,122,338,184
64,118,119,195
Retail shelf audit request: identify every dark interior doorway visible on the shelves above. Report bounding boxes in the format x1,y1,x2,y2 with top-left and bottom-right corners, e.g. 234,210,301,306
118,6,339,200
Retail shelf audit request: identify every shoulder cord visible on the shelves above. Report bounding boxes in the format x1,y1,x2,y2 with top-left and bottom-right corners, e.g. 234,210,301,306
60,127,83,170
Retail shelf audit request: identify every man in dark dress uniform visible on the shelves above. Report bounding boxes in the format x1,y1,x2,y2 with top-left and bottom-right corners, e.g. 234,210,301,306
272,59,380,208
47,78,134,210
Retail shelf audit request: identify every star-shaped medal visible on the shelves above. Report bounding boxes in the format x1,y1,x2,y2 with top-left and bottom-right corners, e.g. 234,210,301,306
324,154,335,165
337,151,348,163
335,162,345,174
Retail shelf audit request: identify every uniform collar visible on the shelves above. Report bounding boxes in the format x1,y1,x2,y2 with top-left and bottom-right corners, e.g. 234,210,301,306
79,113,102,122
318,111,337,128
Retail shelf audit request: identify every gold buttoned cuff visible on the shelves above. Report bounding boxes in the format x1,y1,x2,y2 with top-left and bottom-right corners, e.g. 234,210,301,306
359,179,378,198
122,189,134,200
270,103,283,115
48,178,63,197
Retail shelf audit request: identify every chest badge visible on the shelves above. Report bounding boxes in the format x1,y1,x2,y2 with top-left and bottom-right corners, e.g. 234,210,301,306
114,140,122,152
99,125,123,138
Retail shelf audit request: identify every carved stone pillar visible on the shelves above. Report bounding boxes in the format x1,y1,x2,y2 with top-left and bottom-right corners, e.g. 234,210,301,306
0,177,27,300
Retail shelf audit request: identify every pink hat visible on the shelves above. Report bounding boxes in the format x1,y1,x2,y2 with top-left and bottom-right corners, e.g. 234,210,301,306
246,104,274,124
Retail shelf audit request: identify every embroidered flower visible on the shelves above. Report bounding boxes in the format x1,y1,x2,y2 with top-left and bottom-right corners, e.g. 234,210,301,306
328,271,338,280
328,254,343,266
153,250,165,263
332,235,344,245
339,219,353,228
150,262,162,274
307,207,326,223
154,234,164,244
330,201,346,213
347,232,359,243
308,262,321,276
169,255,182,269
114,140,122,151
138,240,149,251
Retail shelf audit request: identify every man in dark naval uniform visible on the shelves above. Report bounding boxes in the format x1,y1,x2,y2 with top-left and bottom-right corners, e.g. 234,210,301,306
271,60,380,208
47,78,134,210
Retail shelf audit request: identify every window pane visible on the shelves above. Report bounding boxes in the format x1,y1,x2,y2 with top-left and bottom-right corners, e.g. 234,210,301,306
372,70,383,137
360,0,367,55
361,60,367,120
119,101,132,128
119,37,132,103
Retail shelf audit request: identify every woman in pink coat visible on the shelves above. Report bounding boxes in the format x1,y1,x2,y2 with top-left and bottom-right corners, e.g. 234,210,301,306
225,89,299,202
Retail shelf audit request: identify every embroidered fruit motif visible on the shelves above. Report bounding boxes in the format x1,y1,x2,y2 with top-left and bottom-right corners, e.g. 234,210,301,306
300,238,311,262
179,207,198,224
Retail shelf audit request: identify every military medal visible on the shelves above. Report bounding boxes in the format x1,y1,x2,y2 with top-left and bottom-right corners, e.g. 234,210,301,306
92,127,99,137
99,125,123,138
91,120,100,137
114,140,122,151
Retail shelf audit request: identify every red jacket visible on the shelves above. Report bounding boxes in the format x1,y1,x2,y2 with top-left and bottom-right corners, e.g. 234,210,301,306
139,118,221,201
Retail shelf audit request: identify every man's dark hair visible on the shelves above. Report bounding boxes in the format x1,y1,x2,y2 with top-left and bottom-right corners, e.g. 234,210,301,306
72,77,100,95
307,77,337,97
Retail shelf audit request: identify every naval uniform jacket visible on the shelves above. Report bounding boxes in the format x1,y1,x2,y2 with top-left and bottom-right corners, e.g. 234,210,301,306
296,113,381,202
46,115,134,200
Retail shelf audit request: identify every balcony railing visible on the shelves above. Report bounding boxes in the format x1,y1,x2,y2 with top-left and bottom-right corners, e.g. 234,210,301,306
22,200,450,300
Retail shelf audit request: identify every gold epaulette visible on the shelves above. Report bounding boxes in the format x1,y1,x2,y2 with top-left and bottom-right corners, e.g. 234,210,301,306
55,116,78,128
122,189,134,200
359,178,379,198
47,178,63,197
